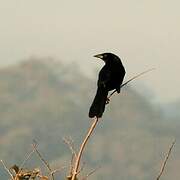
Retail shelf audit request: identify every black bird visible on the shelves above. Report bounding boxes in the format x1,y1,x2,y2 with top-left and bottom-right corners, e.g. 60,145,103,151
89,53,126,118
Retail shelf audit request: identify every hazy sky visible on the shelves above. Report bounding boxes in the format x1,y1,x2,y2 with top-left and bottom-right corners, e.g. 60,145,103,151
0,0,180,103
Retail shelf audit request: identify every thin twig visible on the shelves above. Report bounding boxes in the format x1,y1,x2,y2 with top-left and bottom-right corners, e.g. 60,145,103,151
32,141,55,180
81,166,101,180
19,147,36,170
156,140,176,180
63,137,77,159
51,165,67,176
63,137,77,177
108,68,155,99
77,161,86,175
1,160,14,180
69,154,75,178
71,117,99,180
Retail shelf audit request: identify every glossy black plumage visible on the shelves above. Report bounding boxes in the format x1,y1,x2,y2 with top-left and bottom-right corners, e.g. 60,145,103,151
89,53,126,118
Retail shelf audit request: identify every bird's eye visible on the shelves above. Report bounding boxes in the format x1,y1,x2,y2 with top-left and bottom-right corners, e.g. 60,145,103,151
103,54,107,58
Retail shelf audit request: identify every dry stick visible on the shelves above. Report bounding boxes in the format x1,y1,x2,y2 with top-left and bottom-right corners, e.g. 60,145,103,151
108,68,155,99
63,137,77,158
76,161,86,177
71,117,99,180
63,137,77,160
69,155,75,178
19,147,36,170
32,142,55,180
156,140,176,180
63,137,78,177
51,165,67,176
0,160,14,180
81,166,101,180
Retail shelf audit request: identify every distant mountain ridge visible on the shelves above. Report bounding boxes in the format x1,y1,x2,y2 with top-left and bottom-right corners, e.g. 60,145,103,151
0,58,179,180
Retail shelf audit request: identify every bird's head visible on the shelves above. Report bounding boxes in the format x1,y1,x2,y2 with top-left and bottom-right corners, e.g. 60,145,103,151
93,52,119,62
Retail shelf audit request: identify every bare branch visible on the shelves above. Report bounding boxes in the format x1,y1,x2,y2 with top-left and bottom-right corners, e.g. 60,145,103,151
32,141,55,180
63,137,77,178
108,68,155,99
51,165,67,176
156,140,176,180
81,166,101,180
71,117,99,180
0,160,14,180
19,146,36,170
63,137,77,159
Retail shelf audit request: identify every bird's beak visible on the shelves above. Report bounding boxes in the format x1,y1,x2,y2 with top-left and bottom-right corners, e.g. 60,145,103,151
93,54,104,60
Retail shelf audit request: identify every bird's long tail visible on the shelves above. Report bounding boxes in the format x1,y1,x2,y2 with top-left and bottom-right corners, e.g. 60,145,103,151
89,87,108,118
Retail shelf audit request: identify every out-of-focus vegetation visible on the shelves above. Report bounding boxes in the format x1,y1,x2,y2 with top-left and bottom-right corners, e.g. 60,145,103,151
0,58,179,180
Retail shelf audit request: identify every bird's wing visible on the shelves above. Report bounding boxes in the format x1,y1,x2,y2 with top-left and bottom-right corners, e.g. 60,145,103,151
98,68,111,88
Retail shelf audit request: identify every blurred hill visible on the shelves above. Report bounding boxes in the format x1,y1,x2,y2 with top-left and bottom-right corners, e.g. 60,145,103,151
0,58,179,180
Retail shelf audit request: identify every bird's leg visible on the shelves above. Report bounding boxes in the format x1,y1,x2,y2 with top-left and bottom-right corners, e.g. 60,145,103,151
116,87,121,93
106,97,110,104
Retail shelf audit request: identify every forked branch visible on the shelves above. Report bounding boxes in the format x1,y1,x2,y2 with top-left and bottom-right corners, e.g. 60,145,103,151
32,141,55,180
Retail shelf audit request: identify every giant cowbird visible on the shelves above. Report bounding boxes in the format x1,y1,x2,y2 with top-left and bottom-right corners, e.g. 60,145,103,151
89,53,126,118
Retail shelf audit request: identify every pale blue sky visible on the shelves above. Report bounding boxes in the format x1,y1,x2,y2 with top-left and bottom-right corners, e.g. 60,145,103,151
0,0,180,102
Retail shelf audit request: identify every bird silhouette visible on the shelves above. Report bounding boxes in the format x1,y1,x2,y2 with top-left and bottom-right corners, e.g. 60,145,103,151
89,53,126,118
